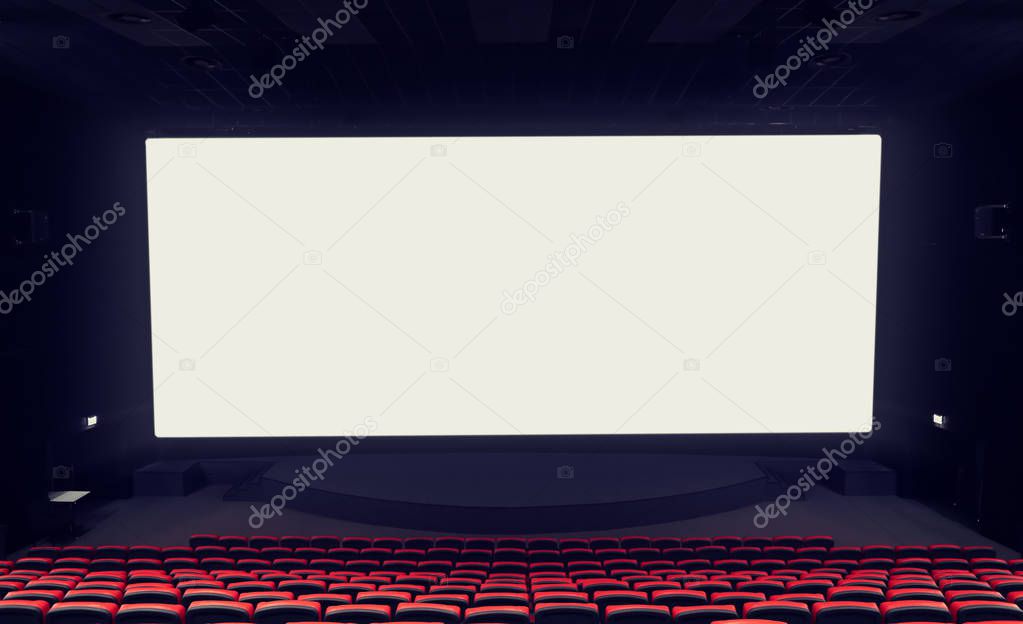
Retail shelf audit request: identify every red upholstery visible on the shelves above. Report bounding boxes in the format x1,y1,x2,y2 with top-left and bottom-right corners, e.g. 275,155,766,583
673,604,740,624
48,601,119,624
0,600,50,624
744,600,812,624
184,600,254,624
948,600,1023,623
812,601,881,624
879,600,952,623
395,601,463,624
324,603,393,623
115,603,186,624
8,537,1017,624
465,604,532,624
535,602,602,624
606,604,672,624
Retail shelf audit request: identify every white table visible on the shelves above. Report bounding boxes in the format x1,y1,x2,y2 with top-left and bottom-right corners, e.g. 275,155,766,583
48,490,90,539
48,490,90,504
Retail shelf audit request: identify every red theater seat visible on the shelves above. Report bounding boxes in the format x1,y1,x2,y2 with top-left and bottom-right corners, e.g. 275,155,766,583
465,605,532,624
63,588,123,603
0,581,26,598
887,589,945,602
879,600,952,623
949,601,1023,623
394,602,463,624
49,601,119,624
184,600,254,624
4,589,65,604
124,585,181,604
595,589,650,610
654,590,710,608
182,588,239,607
743,601,812,624
252,599,321,624
607,604,673,624
324,603,393,623
0,600,50,624
812,601,881,624
674,605,740,624
237,590,294,604
830,588,887,604
115,603,186,624
713,593,768,609
296,592,352,607
534,602,601,624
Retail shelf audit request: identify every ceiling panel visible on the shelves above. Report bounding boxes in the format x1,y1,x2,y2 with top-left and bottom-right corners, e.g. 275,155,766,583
650,0,762,43
469,0,553,43
250,0,376,44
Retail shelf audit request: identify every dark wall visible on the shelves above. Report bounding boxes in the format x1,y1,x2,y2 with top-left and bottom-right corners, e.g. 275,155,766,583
1,79,76,549
869,86,1022,546
3,85,1021,549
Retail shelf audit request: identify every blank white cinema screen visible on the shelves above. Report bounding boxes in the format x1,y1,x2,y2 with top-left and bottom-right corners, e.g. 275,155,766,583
146,135,881,437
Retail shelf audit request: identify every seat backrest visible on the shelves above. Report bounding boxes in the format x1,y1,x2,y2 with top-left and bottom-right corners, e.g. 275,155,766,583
606,604,672,624
0,600,50,624
878,600,952,624
811,601,881,624
324,603,393,623
949,600,1023,623
115,603,186,624
394,602,463,624
534,602,601,624
184,600,254,624
744,600,812,624
673,604,740,624
253,599,322,624
49,602,119,624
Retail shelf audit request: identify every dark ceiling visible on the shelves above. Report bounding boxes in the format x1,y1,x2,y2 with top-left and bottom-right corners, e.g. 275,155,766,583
1,0,1021,119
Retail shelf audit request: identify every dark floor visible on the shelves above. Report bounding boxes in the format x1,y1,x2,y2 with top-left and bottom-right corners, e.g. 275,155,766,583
34,481,1014,559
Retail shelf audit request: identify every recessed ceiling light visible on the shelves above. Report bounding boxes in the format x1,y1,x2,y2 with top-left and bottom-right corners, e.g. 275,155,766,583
182,56,221,71
877,10,922,22
814,52,851,67
108,12,152,24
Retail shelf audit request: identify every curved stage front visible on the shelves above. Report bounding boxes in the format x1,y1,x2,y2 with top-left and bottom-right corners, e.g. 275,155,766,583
254,454,772,533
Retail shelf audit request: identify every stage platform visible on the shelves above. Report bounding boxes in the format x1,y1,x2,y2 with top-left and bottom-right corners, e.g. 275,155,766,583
253,453,771,533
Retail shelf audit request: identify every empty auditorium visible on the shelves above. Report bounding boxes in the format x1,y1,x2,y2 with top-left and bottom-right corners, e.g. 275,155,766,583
2,1,1022,624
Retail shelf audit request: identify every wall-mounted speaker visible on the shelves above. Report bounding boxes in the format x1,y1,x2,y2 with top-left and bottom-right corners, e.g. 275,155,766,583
975,203,1011,240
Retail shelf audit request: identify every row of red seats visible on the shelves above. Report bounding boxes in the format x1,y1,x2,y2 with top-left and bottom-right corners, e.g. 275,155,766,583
19,541,1002,563
7,559,1017,575
9,580,1023,608
2,537,1015,624
3,597,1023,624
5,571,1023,622
187,536,842,549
